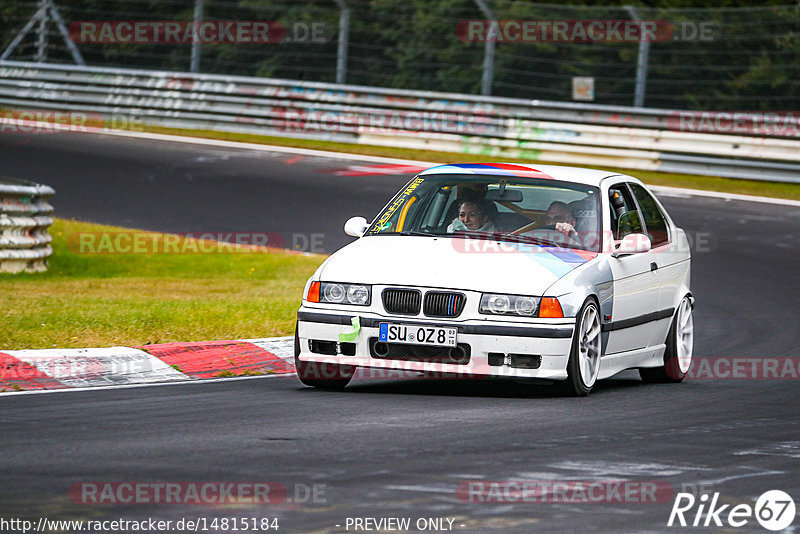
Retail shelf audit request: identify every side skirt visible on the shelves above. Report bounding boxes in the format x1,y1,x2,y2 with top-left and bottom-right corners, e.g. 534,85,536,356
598,343,666,380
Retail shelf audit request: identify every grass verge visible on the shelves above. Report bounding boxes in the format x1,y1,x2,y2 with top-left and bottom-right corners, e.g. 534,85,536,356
0,219,325,350
141,125,800,201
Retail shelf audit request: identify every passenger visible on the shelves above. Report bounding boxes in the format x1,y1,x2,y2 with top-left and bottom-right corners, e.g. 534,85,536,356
545,201,578,238
447,200,497,232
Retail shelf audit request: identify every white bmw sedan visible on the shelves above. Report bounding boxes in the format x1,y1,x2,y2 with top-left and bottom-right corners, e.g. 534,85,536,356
295,163,693,395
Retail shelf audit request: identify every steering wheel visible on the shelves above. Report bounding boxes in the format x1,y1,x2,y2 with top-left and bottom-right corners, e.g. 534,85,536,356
509,221,539,235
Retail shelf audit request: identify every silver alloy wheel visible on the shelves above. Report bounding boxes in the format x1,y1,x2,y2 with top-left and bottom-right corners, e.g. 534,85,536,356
578,303,602,387
676,297,694,374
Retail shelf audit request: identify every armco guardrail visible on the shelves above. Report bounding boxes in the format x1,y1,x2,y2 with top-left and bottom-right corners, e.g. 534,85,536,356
1,61,799,183
0,177,54,273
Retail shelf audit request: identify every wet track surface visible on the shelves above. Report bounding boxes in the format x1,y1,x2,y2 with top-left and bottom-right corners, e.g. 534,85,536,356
1,132,799,533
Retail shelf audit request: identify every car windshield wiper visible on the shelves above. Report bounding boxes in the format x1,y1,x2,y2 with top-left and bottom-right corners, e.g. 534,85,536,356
402,230,444,237
446,230,498,240
375,231,442,237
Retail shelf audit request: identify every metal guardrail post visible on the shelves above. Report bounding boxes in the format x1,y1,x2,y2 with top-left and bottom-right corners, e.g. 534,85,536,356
626,5,651,108
473,0,495,96
334,0,350,85
190,0,204,73
0,178,55,273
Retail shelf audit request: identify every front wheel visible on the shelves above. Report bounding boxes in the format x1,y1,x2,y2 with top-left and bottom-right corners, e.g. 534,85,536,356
561,298,602,396
640,295,694,383
294,327,355,389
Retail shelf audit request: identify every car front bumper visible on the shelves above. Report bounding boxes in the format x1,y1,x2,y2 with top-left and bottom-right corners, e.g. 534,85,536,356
296,308,575,380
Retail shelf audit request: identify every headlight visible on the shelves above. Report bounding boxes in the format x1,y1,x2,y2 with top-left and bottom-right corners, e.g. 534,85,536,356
347,284,370,305
320,282,371,306
479,293,539,317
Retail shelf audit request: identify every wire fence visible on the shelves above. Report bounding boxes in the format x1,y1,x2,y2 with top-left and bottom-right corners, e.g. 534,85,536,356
1,0,798,111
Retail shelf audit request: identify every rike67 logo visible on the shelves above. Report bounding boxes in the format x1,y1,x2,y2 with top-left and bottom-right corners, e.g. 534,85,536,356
668,490,795,531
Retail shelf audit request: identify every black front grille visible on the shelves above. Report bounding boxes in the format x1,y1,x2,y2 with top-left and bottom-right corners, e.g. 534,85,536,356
424,291,465,318
382,288,421,315
369,338,471,365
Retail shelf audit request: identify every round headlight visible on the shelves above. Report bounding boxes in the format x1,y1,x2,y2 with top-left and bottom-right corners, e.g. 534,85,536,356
323,283,345,303
514,296,537,316
347,285,369,305
487,294,510,314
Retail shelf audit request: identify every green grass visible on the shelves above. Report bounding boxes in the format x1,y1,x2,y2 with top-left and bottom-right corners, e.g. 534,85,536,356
141,125,800,201
0,219,325,349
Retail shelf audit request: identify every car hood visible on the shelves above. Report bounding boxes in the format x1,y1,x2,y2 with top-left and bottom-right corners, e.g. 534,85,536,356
319,235,597,295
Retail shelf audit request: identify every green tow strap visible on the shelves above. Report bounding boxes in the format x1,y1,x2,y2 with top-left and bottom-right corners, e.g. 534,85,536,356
338,316,360,342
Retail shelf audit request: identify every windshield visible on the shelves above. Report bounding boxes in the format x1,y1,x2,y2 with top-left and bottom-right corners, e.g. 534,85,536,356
366,174,601,252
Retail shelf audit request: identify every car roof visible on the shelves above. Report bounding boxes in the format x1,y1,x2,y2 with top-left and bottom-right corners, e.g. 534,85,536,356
418,163,624,187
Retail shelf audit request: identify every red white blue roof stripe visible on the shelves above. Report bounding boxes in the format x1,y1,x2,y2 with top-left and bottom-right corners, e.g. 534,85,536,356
420,163,555,179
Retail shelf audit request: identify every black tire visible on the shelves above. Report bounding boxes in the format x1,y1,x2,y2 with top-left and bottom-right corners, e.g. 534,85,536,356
640,296,694,383
561,298,602,397
294,326,355,389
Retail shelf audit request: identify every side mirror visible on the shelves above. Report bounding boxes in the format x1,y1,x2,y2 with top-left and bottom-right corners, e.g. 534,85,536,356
344,216,369,237
613,233,651,257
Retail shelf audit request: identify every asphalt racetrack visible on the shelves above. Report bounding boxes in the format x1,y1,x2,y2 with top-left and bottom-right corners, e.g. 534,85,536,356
1,131,799,533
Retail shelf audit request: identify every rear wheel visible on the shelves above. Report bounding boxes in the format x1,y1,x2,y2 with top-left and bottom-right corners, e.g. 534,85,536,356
294,326,355,389
640,295,694,383
562,299,602,396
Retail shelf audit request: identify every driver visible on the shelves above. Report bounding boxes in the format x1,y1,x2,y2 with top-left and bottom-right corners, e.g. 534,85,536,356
447,199,497,233
545,201,578,238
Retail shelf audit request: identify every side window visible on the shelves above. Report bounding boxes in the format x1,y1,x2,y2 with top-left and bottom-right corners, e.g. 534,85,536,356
630,184,669,246
608,184,643,240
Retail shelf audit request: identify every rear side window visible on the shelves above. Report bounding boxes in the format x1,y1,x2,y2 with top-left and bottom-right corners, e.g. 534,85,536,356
630,184,669,246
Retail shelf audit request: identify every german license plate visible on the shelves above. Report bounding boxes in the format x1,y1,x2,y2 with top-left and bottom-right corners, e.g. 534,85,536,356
378,323,457,347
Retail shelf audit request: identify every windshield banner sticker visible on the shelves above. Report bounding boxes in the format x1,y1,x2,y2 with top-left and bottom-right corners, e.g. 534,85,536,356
370,177,425,233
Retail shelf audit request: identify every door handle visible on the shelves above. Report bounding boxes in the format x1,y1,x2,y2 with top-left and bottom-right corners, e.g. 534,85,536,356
650,262,658,272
